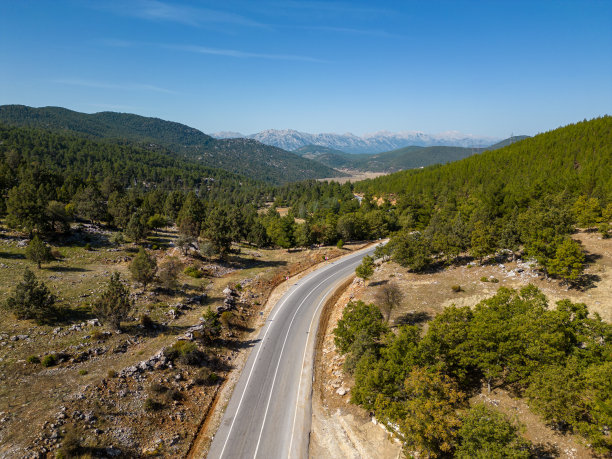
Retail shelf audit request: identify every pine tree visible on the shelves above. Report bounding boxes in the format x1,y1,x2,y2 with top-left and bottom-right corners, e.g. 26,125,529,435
93,272,132,331
355,255,374,281
129,248,157,289
548,238,585,285
25,235,53,269
6,268,55,323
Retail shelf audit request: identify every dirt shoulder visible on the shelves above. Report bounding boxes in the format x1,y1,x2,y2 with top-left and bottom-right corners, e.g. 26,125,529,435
185,241,374,459
311,231,610,458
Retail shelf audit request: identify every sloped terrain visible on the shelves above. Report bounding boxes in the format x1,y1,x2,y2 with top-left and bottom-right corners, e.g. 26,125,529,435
0,105,343,184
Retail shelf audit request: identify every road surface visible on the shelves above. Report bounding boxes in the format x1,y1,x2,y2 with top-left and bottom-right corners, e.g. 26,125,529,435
207,244,379,459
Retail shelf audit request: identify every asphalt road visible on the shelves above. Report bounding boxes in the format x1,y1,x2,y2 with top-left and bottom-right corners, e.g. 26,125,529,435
207,244,379,459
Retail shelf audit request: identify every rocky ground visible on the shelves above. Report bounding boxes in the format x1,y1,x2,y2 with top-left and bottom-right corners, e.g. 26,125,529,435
311,231,610,459
0,222,367,458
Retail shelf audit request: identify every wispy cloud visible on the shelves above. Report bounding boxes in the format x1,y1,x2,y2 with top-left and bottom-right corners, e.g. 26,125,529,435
94,0,265,28
291,25,403,39
97,38,325,63
54,78,177,94
272,1,393,16
163,44,326,62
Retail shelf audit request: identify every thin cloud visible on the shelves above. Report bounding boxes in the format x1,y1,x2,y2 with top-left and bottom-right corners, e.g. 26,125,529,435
54,78,177,94
273,1,393,16
96,38,326,63
292,25,403,39
165,44,326,63
94,0,265,28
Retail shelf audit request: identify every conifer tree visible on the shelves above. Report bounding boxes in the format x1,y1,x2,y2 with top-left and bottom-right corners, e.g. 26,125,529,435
129,248,157,289
5,268,55,323
93,272,132,331
25,235,53,269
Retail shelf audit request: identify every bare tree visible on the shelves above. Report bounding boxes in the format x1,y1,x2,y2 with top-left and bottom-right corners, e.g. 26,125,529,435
375,282,403,323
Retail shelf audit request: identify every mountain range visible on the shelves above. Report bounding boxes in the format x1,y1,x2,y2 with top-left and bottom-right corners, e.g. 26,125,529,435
212,129,501,154
0,105,343,184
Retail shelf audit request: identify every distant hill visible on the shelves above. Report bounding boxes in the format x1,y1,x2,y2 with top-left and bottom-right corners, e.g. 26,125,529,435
294,143,486,172
0,105,344,184
212,128,500,154
484,135,530,150
354,117,612,199
293,135,529,173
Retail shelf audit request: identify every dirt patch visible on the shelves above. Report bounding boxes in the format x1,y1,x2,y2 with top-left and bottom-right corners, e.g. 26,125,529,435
311,276,402,459
317,170,389,184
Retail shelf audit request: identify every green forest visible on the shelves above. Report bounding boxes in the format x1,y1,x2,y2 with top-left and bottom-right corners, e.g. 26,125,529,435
1,116,611,280
0,105,343,184
1,110,611,457
357,116,612,286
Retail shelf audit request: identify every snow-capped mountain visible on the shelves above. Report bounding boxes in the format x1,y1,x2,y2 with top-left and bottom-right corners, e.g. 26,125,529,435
211,129,499,154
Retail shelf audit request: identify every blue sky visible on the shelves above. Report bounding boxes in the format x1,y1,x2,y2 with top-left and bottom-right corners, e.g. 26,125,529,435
1,0,610,137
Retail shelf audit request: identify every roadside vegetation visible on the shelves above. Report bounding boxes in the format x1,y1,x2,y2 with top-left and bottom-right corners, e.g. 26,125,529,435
334,286,611,456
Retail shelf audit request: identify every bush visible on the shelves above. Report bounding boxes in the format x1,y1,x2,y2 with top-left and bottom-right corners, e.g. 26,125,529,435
26,355,40,364
78,369,88,376
107,370,117,378
59,427,82,457
163,388,184,402
337,239,344,249
91,329,109,341
194,368,211,385
157,256,182,289
109,232,125,245
451,285,462,292
164,340,205,366
456,404,530,459
144,397,164,412
184,266,202,278
41,354,58,367
84,242,92,251
220,311,233,329
480,276,489,282
150,382,168,394
490,277,499,283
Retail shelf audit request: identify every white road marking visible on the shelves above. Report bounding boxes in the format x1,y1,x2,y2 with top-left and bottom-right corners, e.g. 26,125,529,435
252,274,334,458
287,270,350,457
217,262,337,458
216,246,375,458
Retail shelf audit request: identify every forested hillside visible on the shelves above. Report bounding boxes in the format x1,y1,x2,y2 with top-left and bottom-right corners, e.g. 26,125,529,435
354,116,612,283
0,105,344,184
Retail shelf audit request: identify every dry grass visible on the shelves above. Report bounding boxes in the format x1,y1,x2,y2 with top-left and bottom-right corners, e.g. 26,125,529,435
0,220,371,456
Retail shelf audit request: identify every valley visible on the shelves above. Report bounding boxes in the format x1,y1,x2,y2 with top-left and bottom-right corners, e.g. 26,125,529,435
0,111,609,458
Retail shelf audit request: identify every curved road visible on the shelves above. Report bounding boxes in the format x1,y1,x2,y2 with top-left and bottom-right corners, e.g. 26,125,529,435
207,244,379,459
